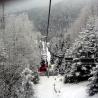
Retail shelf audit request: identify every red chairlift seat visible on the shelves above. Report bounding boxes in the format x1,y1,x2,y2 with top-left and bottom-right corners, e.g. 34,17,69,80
38,59,48,73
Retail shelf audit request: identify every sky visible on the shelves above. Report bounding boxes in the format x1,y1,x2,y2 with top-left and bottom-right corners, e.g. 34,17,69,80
4,0,63,13
0,0,90,14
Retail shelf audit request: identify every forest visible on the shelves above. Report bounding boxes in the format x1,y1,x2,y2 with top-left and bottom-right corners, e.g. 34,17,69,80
0,0,98,98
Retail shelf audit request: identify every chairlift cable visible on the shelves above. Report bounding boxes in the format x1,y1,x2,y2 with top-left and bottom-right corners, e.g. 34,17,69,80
46,0,52,77
1,0,5,30
46,0,52,43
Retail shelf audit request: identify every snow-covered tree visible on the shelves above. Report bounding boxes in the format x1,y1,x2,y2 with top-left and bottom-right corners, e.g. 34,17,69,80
49,36,65,64
4,13,41,66
49,34,72,75
64,22,97,83
87,16,98,96
88,65,98,96
0,13,40,98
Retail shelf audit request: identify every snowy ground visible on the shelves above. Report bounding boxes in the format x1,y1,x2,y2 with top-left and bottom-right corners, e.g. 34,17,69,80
34,76,98,98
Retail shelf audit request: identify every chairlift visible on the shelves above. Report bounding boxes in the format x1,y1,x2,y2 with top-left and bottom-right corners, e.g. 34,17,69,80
95,58,98,63
80,51,95,64
80,58,95,64
95,52,98,63
65,57,73,62
95,52,98,58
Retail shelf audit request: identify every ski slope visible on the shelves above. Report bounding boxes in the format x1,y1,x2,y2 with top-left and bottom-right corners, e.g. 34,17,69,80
34,76,98,98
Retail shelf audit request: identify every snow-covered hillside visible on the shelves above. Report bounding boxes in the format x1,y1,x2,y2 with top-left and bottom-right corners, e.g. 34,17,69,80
34,76,98,98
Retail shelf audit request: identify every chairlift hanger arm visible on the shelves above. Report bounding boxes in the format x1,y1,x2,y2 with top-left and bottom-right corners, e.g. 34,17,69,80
46,0,52,42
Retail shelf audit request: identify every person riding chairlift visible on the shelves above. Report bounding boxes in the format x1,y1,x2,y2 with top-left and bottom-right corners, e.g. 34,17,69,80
38,59,48,73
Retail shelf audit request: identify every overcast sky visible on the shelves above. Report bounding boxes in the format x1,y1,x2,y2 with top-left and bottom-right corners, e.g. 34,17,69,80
0,0,90,14
4,0,63,13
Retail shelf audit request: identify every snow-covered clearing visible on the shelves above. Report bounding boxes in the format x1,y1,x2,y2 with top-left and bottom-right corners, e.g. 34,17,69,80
34,76,98,98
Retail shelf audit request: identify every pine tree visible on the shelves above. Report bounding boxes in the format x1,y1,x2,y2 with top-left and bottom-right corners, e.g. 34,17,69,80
88,65,98,96
88,27,98,96
49,36,66,75
49,34,72,75
64,24,97,83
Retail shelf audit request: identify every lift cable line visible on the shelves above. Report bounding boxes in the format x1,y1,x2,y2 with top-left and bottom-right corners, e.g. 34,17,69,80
39,0,52,77
1,1,6,97
46,0,52,77
1,0,5,30
46,0,52,43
